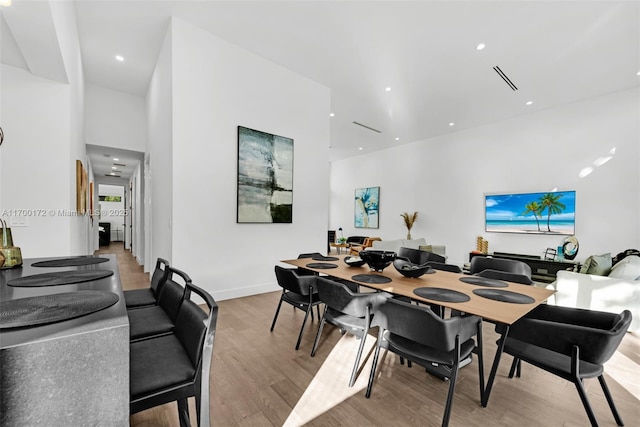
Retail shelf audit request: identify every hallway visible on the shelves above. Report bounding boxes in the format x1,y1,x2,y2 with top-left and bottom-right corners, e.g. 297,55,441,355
94,242,149,292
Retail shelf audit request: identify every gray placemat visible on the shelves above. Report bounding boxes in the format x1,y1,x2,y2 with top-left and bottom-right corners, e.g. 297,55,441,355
472,289,535,304
7,270,114,287
31,257,110,267
0,291,119,329
351,274,392,284
459,276,509,288
413,287,471,302
306,262,338,269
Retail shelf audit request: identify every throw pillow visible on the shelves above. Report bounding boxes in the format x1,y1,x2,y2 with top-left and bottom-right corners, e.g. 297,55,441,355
419,245,433,253
579,253,612,276
607,255,640,280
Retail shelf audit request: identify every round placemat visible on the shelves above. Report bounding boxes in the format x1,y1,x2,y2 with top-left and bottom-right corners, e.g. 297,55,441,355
351,274,392,284
311,255,339,261
31,257,110,268
7,270,114,287
306,262,338,269
459,276,508,288
413,287,470,302
472,289,535,304
0,291,119,329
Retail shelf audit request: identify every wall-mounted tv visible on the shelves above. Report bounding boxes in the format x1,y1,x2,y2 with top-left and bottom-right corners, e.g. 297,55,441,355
485,190,576,235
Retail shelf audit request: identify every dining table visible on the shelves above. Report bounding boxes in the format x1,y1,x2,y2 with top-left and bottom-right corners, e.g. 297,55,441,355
282,253,556,405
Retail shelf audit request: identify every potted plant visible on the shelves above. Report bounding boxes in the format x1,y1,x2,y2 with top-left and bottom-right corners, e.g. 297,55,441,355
401,211,418,240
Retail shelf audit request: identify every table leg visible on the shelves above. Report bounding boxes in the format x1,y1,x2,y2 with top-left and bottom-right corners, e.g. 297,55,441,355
482,324,509,407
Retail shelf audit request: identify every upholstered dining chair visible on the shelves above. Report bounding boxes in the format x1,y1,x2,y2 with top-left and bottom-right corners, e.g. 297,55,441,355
272,265,322,350
130,280,218,427
469,256,532,277
311,278,391,386
484,304,632,427
124,257,170,309
476,269,534,285
366,298,484,427
128,266,190,342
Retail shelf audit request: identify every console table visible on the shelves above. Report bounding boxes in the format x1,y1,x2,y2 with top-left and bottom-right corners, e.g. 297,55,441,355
468,252,580,283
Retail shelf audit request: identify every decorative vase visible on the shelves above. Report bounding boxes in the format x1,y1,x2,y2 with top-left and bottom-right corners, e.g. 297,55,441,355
407,232,412,240
0,218,23,269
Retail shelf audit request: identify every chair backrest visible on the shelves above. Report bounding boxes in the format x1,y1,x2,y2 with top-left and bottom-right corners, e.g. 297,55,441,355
174,281,218,427
157,266,190,322
150,257,170,295
398,247,445,265
316,278,389,318
297,252,323,259
274,265,316,296
373,298,481,351
508,305,632,365
476,269,534,285
425,261,463,273
469,256,532,277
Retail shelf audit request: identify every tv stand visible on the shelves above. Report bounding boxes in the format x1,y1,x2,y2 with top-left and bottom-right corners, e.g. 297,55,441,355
468,252,580,283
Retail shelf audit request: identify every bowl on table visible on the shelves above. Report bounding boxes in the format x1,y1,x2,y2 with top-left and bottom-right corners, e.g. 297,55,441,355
359,250,396,272
343,255,366,267
393,257,433,278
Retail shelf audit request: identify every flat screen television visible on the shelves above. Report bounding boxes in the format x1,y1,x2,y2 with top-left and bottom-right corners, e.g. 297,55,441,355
485,190,576,235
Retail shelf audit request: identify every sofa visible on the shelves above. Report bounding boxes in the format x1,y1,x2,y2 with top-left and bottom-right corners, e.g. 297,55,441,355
548,254,640,332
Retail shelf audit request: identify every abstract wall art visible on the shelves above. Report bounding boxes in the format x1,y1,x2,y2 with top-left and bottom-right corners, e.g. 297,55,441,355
237,126,294,223
354,186,379,228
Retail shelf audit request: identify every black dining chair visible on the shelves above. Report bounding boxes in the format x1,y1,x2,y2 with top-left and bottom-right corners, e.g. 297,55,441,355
271,265,322,350
425,261,463,273
476,269,534,285
124,257,170,309
130,280,218,427
469,256,532,277
398,247,446,265
366,298,484,427
128,266,189,342
311,278,391,386
484,304,632,427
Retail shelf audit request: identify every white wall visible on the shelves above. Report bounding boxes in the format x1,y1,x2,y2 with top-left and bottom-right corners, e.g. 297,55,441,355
166,18,331,300
330,88,640,267
85,83,146,153
146,23,174,267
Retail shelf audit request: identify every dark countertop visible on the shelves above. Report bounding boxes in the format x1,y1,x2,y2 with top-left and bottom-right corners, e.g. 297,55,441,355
0,254,128,348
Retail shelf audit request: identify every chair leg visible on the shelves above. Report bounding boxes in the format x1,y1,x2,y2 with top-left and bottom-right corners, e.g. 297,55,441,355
441,362,460,427
508,357,519,378
177,398,190,427
295,305,313,350
311,314,327,357
365,339,383,398
598,375,624,426
270,296,284,332
574,378,600,427
349,329,368,387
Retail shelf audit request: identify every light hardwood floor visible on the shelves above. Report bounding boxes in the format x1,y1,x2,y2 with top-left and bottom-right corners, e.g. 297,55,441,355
97,244,640,426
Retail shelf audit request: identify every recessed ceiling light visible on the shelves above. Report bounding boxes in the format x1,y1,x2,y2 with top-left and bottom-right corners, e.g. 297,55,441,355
115,55,124,62
385,87,391,92
395,137,400,141
113,158,119,161
449,122,455,126
111,166,117,169
476,43,486,51
637,71,640,76
0,0,12,7
526,101,533,106
358,147,363,151
329,113,335,117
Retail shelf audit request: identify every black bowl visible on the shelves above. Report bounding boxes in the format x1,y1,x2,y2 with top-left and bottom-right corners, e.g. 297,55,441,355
393,258,433,278
344,255,366,267
359,250,396,272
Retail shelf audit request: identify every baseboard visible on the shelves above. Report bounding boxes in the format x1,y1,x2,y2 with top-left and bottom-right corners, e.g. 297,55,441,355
212,282,279,302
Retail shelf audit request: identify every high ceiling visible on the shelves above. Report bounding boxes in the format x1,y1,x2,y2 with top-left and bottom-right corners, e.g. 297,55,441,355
2,1,639,178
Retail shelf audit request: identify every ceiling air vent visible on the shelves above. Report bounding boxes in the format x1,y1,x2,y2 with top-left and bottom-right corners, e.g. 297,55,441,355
105,174,121,178
352,121,382,133
113,162,126,167
493,66,518,91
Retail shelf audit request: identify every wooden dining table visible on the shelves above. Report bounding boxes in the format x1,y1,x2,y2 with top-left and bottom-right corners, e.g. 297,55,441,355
282,254,556,405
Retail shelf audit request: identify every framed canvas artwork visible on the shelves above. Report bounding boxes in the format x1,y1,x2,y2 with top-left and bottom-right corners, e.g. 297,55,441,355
237,126,294,223
354,186,379,228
